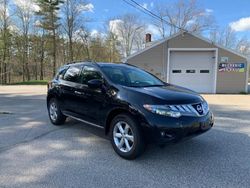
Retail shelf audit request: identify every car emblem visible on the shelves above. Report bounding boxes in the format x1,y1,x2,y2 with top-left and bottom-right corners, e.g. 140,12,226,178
196,105,203,113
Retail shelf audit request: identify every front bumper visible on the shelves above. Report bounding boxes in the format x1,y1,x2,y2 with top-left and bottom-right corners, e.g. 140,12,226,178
141,111,214,144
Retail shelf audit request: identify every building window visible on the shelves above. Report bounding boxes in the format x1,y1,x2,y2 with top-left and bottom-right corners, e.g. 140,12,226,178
172,70,181,73
186,70,195,73
200,70,210,73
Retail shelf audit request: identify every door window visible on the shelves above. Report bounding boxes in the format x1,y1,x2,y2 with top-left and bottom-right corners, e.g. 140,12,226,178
81,66,102,85
63,66,82,83
55,66,68,80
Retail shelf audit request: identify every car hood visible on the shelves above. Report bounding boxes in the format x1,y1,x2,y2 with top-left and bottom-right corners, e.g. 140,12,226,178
125,84,204,105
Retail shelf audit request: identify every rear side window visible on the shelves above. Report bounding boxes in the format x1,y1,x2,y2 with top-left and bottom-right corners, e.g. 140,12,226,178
63,66,82,83
81,66,102,85
55,66,68,80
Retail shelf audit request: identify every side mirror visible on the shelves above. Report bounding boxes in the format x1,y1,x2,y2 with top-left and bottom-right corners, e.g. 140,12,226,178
87,79,103,89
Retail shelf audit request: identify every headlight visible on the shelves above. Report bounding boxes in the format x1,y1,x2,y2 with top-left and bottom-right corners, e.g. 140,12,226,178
143,104,181,118
202,100,209,113
143,101,210,118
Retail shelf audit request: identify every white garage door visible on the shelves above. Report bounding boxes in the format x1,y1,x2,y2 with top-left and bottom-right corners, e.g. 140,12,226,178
169,51,216,93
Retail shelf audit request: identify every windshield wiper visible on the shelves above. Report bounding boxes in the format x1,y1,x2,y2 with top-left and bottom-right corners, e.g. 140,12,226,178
128,84,165,88
142,84,165,87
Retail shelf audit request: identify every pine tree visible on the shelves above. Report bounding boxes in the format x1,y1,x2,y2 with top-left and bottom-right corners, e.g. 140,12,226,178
36,0,63,76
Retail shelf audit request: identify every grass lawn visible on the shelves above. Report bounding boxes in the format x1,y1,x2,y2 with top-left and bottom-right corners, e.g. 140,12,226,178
9,80,48,85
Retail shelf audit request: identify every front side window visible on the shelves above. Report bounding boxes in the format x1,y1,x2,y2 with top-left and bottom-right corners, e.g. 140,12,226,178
55,66,68,80
81,66,102,85
63,66,82,83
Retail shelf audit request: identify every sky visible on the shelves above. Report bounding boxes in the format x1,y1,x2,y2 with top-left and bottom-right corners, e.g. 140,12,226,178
84,0,250,39
4,0,250,40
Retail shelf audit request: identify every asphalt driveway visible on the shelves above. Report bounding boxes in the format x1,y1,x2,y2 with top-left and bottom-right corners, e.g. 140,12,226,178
0,86,250,188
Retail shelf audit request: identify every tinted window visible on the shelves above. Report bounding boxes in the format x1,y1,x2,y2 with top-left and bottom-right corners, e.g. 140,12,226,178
63,66,82,83
82,66,102,85
101,65,164,87
55,66,68,80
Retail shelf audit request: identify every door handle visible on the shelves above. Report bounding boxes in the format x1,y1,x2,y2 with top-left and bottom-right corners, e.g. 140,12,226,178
74,91,84,95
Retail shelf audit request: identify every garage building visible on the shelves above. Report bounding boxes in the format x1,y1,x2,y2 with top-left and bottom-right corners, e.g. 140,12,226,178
125,32,249,94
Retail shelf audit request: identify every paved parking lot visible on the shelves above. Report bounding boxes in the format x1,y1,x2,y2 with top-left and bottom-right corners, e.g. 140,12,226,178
0,86,250,188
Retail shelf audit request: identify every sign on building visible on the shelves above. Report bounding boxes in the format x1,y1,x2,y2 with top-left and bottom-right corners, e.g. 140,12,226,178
219,63,245,72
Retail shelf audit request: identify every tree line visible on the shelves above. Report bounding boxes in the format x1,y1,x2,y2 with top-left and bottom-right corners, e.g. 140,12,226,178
0,0,249,84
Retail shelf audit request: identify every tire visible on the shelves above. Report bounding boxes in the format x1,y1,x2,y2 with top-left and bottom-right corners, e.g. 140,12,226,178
110,113,145,160
48,98,66,125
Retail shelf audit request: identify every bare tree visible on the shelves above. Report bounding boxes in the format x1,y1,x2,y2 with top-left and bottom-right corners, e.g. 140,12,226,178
0,0,11,84
153,4,169,38
236,37,250,56
210,26,250,56
14,0,38,81
75,27,91,60
210,27,236,48
111,14,145,57
105,28,121,62
61,0,90,62
153,0,214,37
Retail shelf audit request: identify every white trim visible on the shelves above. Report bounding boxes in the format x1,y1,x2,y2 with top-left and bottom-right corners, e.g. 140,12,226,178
125,31,248,62
167,48,218,94
167,49,171,83
246,60,249,93
214,48,218,94
162,42,166,80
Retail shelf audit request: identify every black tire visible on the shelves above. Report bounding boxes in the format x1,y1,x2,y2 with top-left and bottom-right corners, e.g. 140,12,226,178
110,113,145,160
48,98,66,125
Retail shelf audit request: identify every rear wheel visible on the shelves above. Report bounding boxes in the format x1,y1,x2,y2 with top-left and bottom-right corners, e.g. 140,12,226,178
110,114,145,160
48,98,66,125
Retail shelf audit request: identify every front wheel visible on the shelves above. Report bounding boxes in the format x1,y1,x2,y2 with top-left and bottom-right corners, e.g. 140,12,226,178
48,98,66,125
110,114,145,160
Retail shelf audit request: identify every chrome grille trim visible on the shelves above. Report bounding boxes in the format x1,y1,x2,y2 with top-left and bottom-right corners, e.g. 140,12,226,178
167,101,209,117
182,105,191,113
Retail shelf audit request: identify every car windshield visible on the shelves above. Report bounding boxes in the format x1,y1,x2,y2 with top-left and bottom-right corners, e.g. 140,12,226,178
100,65,164,87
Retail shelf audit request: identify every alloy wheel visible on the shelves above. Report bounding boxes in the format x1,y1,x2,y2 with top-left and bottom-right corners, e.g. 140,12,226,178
113,121,134,153
49,102,58,122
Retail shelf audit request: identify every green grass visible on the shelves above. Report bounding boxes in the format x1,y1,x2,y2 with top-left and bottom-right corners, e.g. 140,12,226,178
9,80,48,85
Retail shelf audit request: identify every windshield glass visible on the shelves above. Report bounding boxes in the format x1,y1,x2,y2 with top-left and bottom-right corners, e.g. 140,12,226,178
101,65,164,87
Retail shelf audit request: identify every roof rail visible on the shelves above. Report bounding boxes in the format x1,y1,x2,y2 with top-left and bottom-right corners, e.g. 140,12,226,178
124,62,138,68
66,59,95,65
66,60,83,65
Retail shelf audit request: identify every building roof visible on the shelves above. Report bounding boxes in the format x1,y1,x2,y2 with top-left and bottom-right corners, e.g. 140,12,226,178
124,31,249,62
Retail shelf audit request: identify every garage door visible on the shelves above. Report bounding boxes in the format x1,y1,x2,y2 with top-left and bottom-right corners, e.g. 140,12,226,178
169,51,216,93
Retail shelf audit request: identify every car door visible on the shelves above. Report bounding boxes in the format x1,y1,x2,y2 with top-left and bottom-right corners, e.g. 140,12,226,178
73,65,107,125
59,65,84,113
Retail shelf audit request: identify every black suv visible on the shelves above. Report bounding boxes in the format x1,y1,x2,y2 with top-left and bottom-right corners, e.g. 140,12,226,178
47,62,214,159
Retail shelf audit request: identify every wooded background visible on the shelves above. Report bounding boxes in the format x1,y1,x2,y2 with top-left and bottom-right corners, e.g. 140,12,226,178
0,0,250,84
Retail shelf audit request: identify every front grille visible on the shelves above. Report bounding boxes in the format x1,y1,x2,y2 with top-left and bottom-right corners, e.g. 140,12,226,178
168,101,209,117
